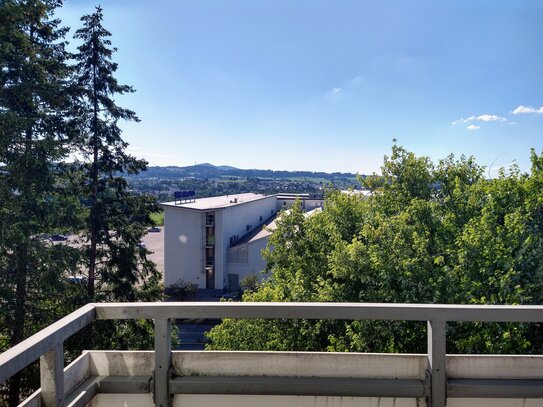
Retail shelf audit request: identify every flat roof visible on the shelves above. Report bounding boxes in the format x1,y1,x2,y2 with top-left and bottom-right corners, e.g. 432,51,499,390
231,214,279,247
276,193,323,199
230,207,322,247
160,193,271,211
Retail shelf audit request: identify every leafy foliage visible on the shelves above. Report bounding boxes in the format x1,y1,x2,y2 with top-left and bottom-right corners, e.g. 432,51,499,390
165,279,198,300
239,273,260,292
208,145,543,354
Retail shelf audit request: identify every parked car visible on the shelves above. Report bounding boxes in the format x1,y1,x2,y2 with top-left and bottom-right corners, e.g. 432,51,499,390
148,227,161,233
51,234,68,241
65,275,87,284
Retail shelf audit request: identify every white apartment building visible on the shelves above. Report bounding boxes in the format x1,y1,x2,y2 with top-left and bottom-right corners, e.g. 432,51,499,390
225,215,278,288
277,192,324,211
161,193,278,290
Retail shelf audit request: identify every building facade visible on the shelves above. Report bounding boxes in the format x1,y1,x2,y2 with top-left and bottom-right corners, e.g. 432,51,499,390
161,193,277,290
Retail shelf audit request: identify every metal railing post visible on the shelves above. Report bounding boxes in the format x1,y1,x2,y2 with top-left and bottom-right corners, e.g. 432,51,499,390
40,343,64,407
154,318,171,407
427,319,446,407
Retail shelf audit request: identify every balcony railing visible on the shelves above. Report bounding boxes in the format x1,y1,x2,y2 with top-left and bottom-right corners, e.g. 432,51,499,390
1,302,543,407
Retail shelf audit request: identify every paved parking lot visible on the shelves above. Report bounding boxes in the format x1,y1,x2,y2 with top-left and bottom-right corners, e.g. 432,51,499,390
141,227,164,277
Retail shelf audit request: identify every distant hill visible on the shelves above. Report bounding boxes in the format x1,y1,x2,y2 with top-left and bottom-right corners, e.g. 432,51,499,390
130,163,361,181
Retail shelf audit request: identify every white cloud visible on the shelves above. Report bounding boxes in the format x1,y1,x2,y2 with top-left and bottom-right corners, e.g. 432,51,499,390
452,114,506,126
348,75,366,87
477,114,506,122
451,116,475,125
325,86,343,100
467,124,480,130
511,105,543,114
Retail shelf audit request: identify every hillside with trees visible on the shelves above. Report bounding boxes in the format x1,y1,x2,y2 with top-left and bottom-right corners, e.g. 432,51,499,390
207,145,543,354
126,163,361,202
130,163,359,182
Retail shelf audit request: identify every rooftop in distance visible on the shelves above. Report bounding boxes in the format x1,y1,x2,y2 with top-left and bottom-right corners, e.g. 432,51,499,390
231,207,322,247
161,192,269,211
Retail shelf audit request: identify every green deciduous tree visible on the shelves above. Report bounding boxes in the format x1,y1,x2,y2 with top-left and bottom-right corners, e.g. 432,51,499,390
207,145,543,355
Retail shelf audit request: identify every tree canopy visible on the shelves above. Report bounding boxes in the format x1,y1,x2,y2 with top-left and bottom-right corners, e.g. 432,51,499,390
0,2,162,403
207,145,543,354
0,0,82,402
73,5,161,304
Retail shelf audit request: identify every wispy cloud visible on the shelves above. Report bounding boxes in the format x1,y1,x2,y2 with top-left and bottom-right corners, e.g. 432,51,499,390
325,86,343,101
511,105,543,114
467,124,480,130
477,114,506,122
452,114,506,125
451,116,476,125
348,75,366,87
126,146,179,160
326,72,371,100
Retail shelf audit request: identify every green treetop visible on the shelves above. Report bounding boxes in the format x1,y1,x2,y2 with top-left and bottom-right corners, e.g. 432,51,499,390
72,6,161,305
207,146,543,355
0,1,80,404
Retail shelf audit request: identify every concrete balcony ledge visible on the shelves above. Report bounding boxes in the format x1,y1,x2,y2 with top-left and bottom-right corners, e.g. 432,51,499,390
2,302,543,407
17,350,543,407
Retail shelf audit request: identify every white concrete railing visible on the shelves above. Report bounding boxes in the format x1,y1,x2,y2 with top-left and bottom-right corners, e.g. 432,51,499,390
1,302,543,407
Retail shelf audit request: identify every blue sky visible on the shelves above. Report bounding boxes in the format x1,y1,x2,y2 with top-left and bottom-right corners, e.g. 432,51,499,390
58,0,543,174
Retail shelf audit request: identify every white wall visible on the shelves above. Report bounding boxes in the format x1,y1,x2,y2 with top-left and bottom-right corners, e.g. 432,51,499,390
163,196,277,290
303,199,324,209
173,395,421,407
217,196,276,289
277,198,324,211
227,238,269,289
163,207,204,288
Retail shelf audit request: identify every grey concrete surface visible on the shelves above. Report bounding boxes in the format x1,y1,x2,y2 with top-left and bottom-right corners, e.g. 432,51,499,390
141,227,164,276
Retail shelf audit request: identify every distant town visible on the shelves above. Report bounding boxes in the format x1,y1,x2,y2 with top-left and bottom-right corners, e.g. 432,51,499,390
126,163,363,202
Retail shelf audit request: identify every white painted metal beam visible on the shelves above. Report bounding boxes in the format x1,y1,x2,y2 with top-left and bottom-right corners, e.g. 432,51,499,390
94,302,543,322
0,304,95,384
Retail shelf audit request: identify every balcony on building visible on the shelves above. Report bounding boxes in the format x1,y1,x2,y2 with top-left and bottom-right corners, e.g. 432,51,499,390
1,302,543,407
205,213,215,227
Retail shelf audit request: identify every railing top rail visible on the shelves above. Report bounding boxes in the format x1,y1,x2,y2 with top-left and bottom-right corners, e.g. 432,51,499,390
94,302,543,323
0,303,95,384
2,301,543,386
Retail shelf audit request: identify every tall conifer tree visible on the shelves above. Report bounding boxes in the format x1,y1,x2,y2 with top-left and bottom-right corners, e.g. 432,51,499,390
73,6,160,304
0,1,80,404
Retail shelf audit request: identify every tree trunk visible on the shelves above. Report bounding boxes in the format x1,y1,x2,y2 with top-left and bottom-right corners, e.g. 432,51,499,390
88,29,100,300
8,124,33,405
